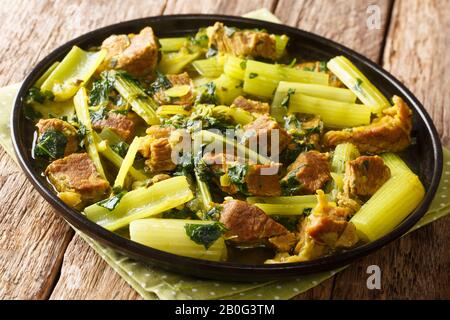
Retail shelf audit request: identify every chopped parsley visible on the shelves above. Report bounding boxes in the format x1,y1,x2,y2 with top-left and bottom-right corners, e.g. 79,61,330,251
280,167,303,196
205,205,223,221
97,191,127,211
89,106,109,123
227,163,249,194
195,82,218,105
111,141,129,158
34,130,67,160
272,215,300,232
162,207,197,219
147,71,172,95
354,78,363,94
280,88,295,109
24,87,54,105
248,72,258,79
184,222,228,249
88,72,115,106
240,60,247,70
77,124,88,149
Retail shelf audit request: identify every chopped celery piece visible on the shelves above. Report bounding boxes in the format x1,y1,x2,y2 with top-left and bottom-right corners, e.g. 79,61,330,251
288,93,371,128
243,60,329,98
130,219,227,261
94,132,147,181
157,105,191,116
195,172,213,211
41,46,106,101
164,85,191,97
159,37,188,52
327,56,391,114
192,56,225,78
247,194,327,204
73,87,106,179
113,137,141,189
271,81,358,121
228,106,254,125
36,61,60,88
223,55,246,80
98,127,123,145
109,71,159,125
351,172,425,241
274,35,289,59
381,153,413,176
158,49,201,74
213,74,243,105
255,203,317,215
85,176,194,231
331,143,360,174
196,130,271,165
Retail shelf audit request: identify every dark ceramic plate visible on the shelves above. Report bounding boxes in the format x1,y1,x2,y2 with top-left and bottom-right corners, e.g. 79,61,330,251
11,15,443,281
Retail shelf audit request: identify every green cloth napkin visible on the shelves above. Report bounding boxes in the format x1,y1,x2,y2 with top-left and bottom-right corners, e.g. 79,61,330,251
1,7,449,298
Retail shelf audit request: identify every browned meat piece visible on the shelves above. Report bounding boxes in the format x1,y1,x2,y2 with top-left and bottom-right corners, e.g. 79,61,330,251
206,22,277,60
281,151,331,195
296,61,344,87
92,111,140,142
219,199,288,244
344,155,391,197
293,191,358,261
268,232,298,252
243,114,290,155
100,26,159,77
202,153,282,197
138,125,176,172
336,192,362,214
153,72,195,106
323,96,413,153
36,118,79,156
45,153,110,206
231,96,270,114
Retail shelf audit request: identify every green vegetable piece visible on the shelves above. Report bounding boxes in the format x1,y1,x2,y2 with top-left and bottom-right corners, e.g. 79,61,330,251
34,130,67,160
97,191,127,211
248,72,258,79
227,163,249,194
280,88,295,109
184,222,227,249
88,72,115,107
111,141,129,158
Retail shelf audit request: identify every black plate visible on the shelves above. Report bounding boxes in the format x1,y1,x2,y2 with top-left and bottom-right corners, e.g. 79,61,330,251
11,14,443,281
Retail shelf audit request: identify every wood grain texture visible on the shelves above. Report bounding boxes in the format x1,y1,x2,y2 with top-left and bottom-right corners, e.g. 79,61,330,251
50,235,142,300
274,0,393,62
164,0,277,15
0,0,166,300
332,0,450,299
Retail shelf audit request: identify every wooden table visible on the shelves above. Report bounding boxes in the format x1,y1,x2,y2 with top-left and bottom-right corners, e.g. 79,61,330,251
0,0,449,300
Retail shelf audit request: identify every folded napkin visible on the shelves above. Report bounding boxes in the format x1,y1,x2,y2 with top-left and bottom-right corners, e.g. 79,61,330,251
1,9,449,299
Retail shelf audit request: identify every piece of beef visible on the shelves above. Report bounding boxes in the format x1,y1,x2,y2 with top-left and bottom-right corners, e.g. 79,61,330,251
138,125,176,172
92,111,140,142
281,151,331,195
219,199,288,245
206,22,277,60
231,96,270,114
45,153,110,206
100,26,159,77
153,72,195,106
323,96,412,153
343,155,391,197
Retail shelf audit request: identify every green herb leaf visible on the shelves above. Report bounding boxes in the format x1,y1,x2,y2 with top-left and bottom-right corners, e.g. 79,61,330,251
227,163,249,194
97,191,127,211
34,130,67,160
280,168,303,196
195,82,218,105
353,78,363,94
280,88,295,109
184,222,227,249
89,72,115,106
89,106,109,123
23,105,43,121
147,71,173,95
240,60,247,70
77,124,88,149
248,72,258,79
111,141,129,158
24,87,54,105
205,205,223,221
272,215,300,232
163,207,197,219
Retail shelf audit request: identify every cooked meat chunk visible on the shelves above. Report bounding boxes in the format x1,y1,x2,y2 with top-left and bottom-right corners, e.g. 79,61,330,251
344,156,391,197
296,61,344,87
323,96,413,153
231,96,270,114
219,200,288,244
202,153,282,197
100,26,159,77
92,111,140,142
243,114,290,155
36,118,78,156
153,72,195,106
281,151,331,195
45,153,110,206
268,232,298,252
206,22,277,60
336,192,362,214
138,125,176,172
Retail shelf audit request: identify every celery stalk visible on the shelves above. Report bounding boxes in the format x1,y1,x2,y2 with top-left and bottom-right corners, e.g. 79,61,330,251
113,137,141,189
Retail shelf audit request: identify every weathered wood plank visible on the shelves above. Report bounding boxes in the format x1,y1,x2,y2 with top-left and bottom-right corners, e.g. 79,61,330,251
332,0,450,299
50,235,142,300
164,0,277,15
0,0,166,300
274,0,393,62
